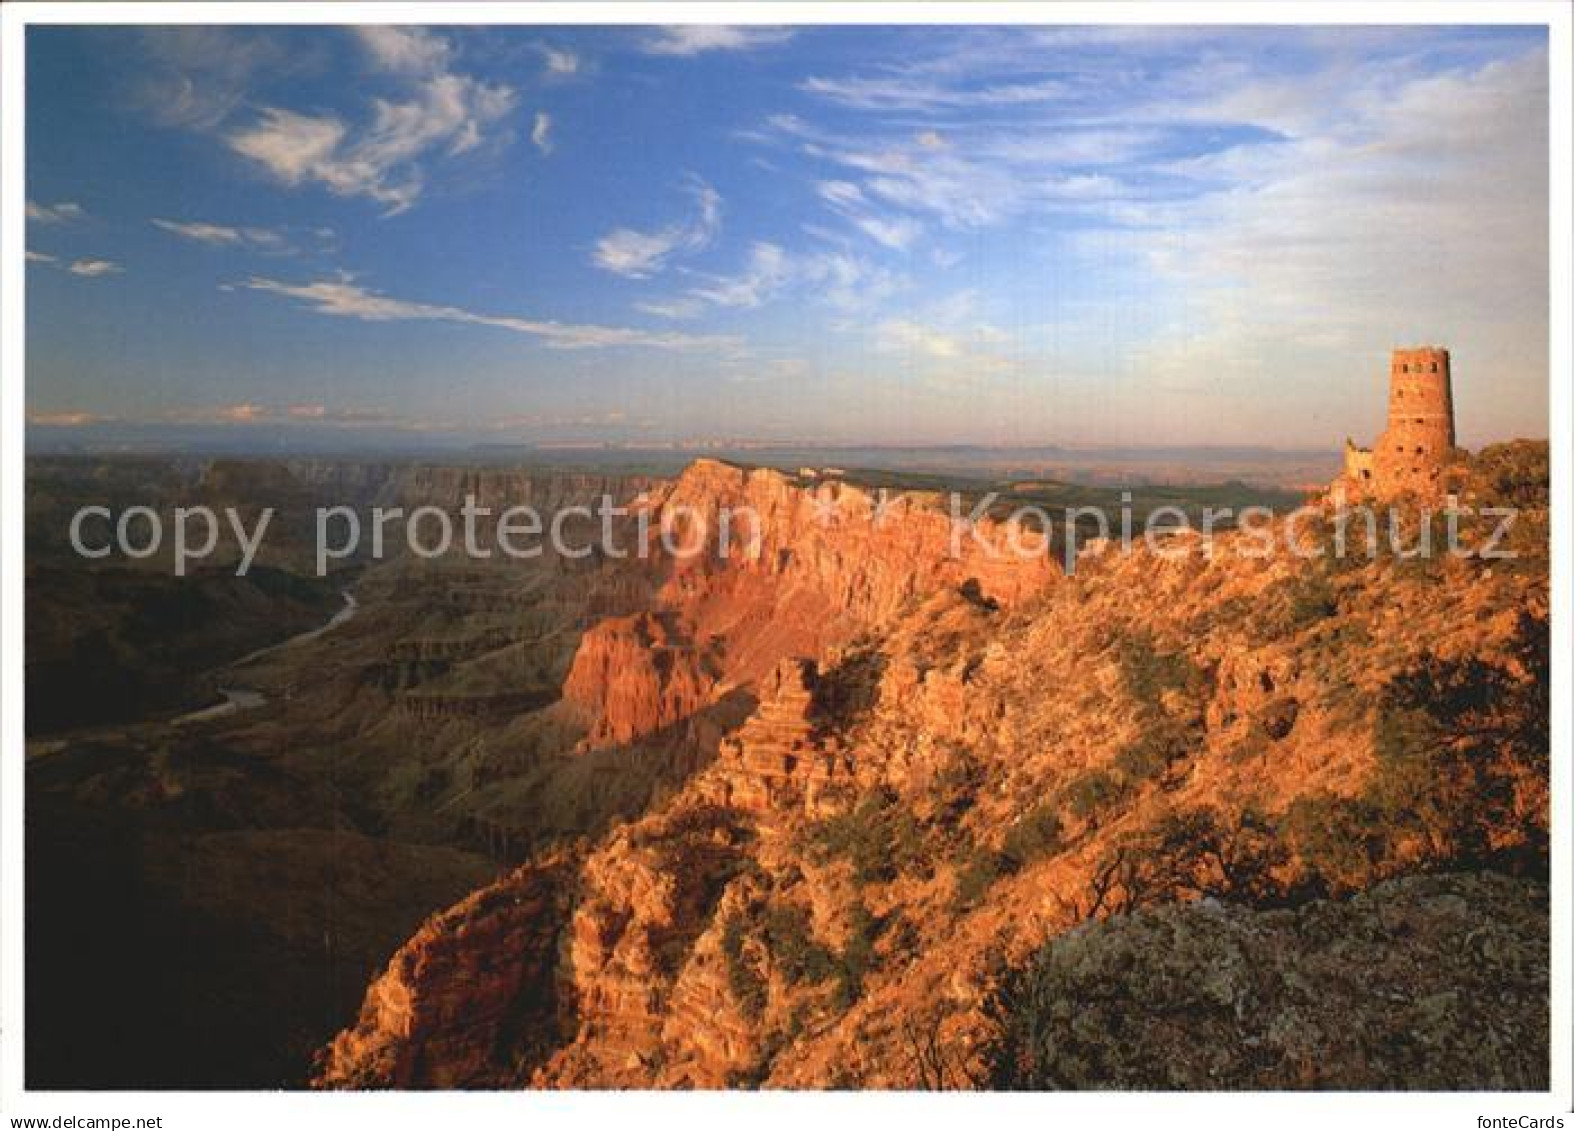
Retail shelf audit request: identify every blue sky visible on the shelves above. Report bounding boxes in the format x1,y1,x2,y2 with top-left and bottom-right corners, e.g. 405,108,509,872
25,24,1549,448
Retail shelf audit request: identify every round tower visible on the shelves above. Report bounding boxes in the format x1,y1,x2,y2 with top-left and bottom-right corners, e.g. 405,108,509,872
1373,346,1454,493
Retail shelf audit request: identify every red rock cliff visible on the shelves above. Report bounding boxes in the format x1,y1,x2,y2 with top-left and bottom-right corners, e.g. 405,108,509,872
560,460,1057,749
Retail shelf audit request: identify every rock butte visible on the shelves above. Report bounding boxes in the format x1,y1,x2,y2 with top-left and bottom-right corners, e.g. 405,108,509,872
559,459,1055,752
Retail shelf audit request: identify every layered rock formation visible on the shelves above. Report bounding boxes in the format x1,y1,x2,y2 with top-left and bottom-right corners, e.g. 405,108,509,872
316,451,1549,1092
562,612,721,748
558,460,1055,750
315,860,570,1089
705,658,851,817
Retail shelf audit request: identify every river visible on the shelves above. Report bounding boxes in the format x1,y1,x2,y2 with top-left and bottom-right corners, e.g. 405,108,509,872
171,590,359,726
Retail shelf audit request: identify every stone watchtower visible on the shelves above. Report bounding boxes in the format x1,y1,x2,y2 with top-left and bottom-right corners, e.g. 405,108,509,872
1337,346,1457,500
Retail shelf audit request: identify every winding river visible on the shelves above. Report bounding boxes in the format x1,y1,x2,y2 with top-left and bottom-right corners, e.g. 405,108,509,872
172,590,359,725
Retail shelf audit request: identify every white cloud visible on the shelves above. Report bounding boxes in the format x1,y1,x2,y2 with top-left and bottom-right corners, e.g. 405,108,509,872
594,230,685,280
67,259,124,278
538,45,580,78
687,242,904,313
151,217,294,252
138,402,404,427
153,218,246,245
26,200,86,224
759,113,1152,235
853,215,923,252
228,107,352,187
239,274,740,352
688,242,793,308
26,245,126,277
29,411,104,427
815,180,922,250
356,26,451,75
873,291,1011,368
531,111,554,155
592,178,721,278
225,28,516,213
874,319,964,359
817,181,864,211
1123,52,1547,419
641,27,794,56
800,73,1066,112
134,28,292,131
635,298,706,320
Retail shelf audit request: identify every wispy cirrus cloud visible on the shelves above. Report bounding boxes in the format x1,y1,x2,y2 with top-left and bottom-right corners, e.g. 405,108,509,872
133,27,294,130
760,112,1164,234
538,44,580,78
170,402,395,426
592,177,721,278
686,242,905,314
151,217,295,252
356,24,451,75
816,180,922,250
640,27,795,56
222,27,516,214
1110,47,1550,440
239,274,740,352
634,297,706,320
28,411,105,427
871,291,1012,376
800,72,1067,112
26,200,87,224
66,259,124,278
26,246,124,277
531,111,554,155
29,404,402,429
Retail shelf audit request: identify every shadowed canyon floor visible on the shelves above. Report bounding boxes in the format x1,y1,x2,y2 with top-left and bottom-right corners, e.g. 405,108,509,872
24,446,1550,1089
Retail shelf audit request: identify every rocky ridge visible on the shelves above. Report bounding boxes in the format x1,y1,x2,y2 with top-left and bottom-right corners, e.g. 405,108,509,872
315,451,1549,1090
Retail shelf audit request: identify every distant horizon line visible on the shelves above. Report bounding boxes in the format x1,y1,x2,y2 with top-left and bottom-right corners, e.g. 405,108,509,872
24,428,1545,460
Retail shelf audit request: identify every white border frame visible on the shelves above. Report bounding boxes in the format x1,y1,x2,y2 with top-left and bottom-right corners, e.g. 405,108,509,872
1,4,1569,1127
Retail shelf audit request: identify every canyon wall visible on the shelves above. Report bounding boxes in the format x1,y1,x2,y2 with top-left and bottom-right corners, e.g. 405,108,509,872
316,452,1549,1091
559,459,1056,750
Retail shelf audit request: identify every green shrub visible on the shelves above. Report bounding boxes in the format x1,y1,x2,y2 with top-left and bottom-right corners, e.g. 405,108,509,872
1281,615,1548,892
1070,804,1289,916
1001,804,1064,869
1113,716,1192,783
1106,629,1205,790
721,911,767,1020
1254,570,1339,639
1114,630,1202,704
1060,769,1128,824
804,789,925,885
1467,439,1549,509
1368,631,1546,869
1281,793,1391,895
953,845,1009,910
761,902,836,986
832,902,878,1009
